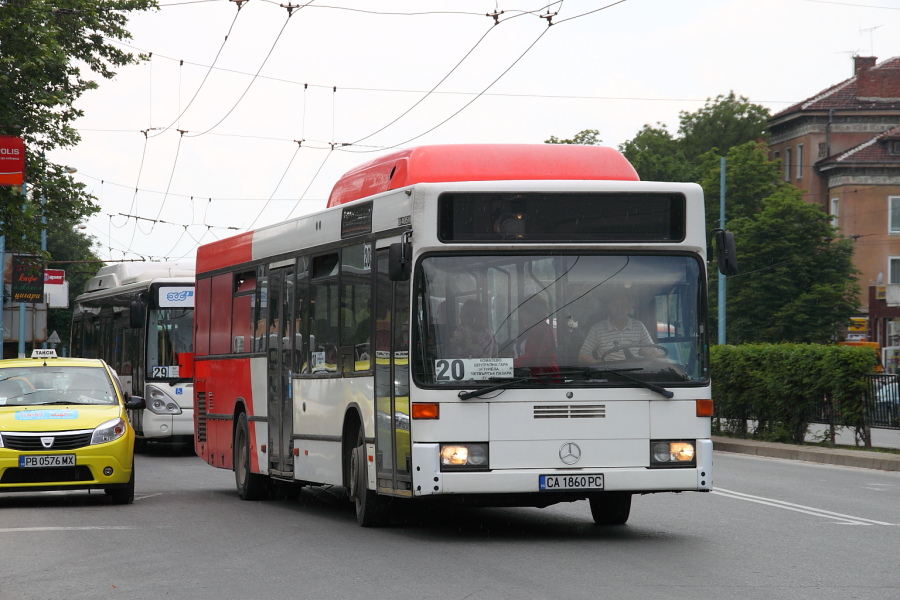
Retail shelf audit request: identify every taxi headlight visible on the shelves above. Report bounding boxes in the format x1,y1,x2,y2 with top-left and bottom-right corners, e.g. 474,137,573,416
145,385,182,415
650,440,696,468
440,443,489,471
91,418,129,445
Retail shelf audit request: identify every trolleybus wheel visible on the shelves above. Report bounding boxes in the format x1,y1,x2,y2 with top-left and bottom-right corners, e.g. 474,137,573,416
235,412,268,501
589,492,632,525
349,429,391,527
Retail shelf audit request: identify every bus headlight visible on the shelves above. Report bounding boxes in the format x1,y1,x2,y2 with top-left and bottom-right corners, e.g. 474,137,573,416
440,443,489,471
146,385,183,415
650,440,696,468
91,418,129,445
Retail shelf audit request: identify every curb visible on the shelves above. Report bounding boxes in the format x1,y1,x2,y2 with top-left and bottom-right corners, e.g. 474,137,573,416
712,436,900,472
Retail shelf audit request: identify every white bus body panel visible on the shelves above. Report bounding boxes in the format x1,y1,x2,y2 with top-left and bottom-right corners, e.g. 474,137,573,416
292,376,375,485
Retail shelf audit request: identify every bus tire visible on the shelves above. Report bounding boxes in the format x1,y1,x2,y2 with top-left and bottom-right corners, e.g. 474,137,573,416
349,430,391,527
235,412,268,501
589,492,631,525
108,461,135,505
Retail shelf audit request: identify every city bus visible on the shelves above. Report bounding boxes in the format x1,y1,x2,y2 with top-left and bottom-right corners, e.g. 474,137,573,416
71,261,196,448
193,144,736,526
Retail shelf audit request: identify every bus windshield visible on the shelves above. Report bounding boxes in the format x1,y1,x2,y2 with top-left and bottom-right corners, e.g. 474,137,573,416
147,307,193,378
414,253,707,388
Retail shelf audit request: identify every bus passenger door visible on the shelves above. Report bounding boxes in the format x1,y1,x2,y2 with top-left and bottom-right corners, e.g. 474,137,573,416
267,266,295,477
374,250,412,495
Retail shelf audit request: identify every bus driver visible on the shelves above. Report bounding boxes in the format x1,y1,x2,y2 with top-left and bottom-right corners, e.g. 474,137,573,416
579,288,664,364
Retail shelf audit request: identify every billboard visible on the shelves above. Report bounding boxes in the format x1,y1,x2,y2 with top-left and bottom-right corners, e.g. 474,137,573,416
0,136,25,186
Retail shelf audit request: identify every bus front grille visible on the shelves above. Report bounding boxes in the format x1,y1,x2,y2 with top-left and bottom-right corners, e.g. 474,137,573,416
533,404,606,419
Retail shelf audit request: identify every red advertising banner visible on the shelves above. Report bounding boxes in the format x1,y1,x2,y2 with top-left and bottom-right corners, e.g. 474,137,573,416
0,136,25,186
44,269,65,285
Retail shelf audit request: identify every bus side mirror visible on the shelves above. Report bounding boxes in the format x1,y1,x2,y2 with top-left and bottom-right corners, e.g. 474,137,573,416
388,238,412,282
713,229,738,276
129,301,146,328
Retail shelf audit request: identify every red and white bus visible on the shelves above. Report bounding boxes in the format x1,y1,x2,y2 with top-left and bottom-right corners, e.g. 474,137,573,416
193,144,735,526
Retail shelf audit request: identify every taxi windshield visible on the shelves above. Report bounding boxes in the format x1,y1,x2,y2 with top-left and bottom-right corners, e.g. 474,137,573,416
0,367,117,406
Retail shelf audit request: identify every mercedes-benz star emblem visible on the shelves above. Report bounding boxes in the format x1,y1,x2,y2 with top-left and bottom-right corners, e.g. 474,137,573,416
559,441,581,465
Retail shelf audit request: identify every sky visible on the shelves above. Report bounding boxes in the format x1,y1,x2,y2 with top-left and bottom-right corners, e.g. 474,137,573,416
48,0,900,264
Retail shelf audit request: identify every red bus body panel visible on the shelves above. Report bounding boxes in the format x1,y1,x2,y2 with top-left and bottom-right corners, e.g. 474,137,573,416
326,144,639,207
196,231,254,275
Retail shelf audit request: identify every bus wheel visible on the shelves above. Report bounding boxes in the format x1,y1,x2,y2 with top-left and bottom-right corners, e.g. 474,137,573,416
107,461,135,505
349,430,391,527
235,412,268,501
589,492,632,525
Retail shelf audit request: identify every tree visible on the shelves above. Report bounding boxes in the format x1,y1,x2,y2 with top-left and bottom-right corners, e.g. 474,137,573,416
46,216,105,351
615,92,770,182
724,189,860,344
545,129,602,145
698,140,788,231
619,123,695,182
0,0,157,254
677,91,770,161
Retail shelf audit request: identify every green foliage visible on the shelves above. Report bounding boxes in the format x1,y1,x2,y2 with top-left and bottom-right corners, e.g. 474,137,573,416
677,91,770,161
544,129,602,145
45,215,105,350
712,344,876,444
0,0,157,253
619,123,696,182
725,189,860,344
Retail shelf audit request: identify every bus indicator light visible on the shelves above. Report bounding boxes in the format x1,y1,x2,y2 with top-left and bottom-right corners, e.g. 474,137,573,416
411,403,439,419
696,399,714,417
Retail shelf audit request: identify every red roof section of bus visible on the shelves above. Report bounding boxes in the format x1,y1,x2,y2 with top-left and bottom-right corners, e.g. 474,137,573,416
326,144,639,207
196,231,254,274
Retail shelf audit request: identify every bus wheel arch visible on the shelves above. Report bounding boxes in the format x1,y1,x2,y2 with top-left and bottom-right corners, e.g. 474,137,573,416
342,407,391,527
234,407,268,501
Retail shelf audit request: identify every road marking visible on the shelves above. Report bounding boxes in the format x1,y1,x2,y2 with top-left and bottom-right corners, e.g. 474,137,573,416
0,526,136,533
713,487,894,526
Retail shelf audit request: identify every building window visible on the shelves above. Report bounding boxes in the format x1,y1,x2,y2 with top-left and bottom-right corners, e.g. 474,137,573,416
831,197,839,231
784,148,792,181
818,142,827,158
796,144,804,180
891,196,900,234
891,257,900,284
889,140,900,155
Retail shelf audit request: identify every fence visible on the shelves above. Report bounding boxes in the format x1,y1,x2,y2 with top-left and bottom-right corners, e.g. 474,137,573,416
806,373,900,447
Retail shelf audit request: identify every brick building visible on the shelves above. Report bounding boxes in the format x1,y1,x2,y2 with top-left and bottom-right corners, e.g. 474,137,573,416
767,56,900,369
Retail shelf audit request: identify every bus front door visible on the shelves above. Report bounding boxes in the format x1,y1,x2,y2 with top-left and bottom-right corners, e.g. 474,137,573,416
374,250,412,495
267,266,295,478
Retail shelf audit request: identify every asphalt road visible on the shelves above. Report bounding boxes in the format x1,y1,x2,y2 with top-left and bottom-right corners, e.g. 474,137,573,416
1,447,898,600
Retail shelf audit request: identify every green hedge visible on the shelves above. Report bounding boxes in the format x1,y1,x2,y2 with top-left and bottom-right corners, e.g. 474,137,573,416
710,344,877,444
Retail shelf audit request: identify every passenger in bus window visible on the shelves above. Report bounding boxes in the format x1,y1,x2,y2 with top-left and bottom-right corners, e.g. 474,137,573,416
450,299,496,359
579,288,664,364
513,295,558,377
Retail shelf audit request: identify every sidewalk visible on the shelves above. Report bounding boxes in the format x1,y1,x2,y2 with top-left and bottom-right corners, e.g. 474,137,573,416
712,435,900,472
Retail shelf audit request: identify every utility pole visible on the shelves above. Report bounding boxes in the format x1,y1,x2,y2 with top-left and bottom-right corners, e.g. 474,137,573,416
718,156,727,346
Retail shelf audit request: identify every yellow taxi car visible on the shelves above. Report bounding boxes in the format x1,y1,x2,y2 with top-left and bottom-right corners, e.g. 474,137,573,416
0,349,142,504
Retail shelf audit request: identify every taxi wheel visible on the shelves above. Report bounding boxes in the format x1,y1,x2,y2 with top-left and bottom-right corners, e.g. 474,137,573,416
234,412,269,500
589,492,631,525
108,463,135,505
348,429,391,527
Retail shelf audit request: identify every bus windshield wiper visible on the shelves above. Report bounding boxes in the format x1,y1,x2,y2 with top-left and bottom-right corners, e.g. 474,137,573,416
458,373,557,400
585,368,674,399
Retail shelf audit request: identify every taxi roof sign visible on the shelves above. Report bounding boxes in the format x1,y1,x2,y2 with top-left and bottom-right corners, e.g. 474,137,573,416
31,349,58,359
